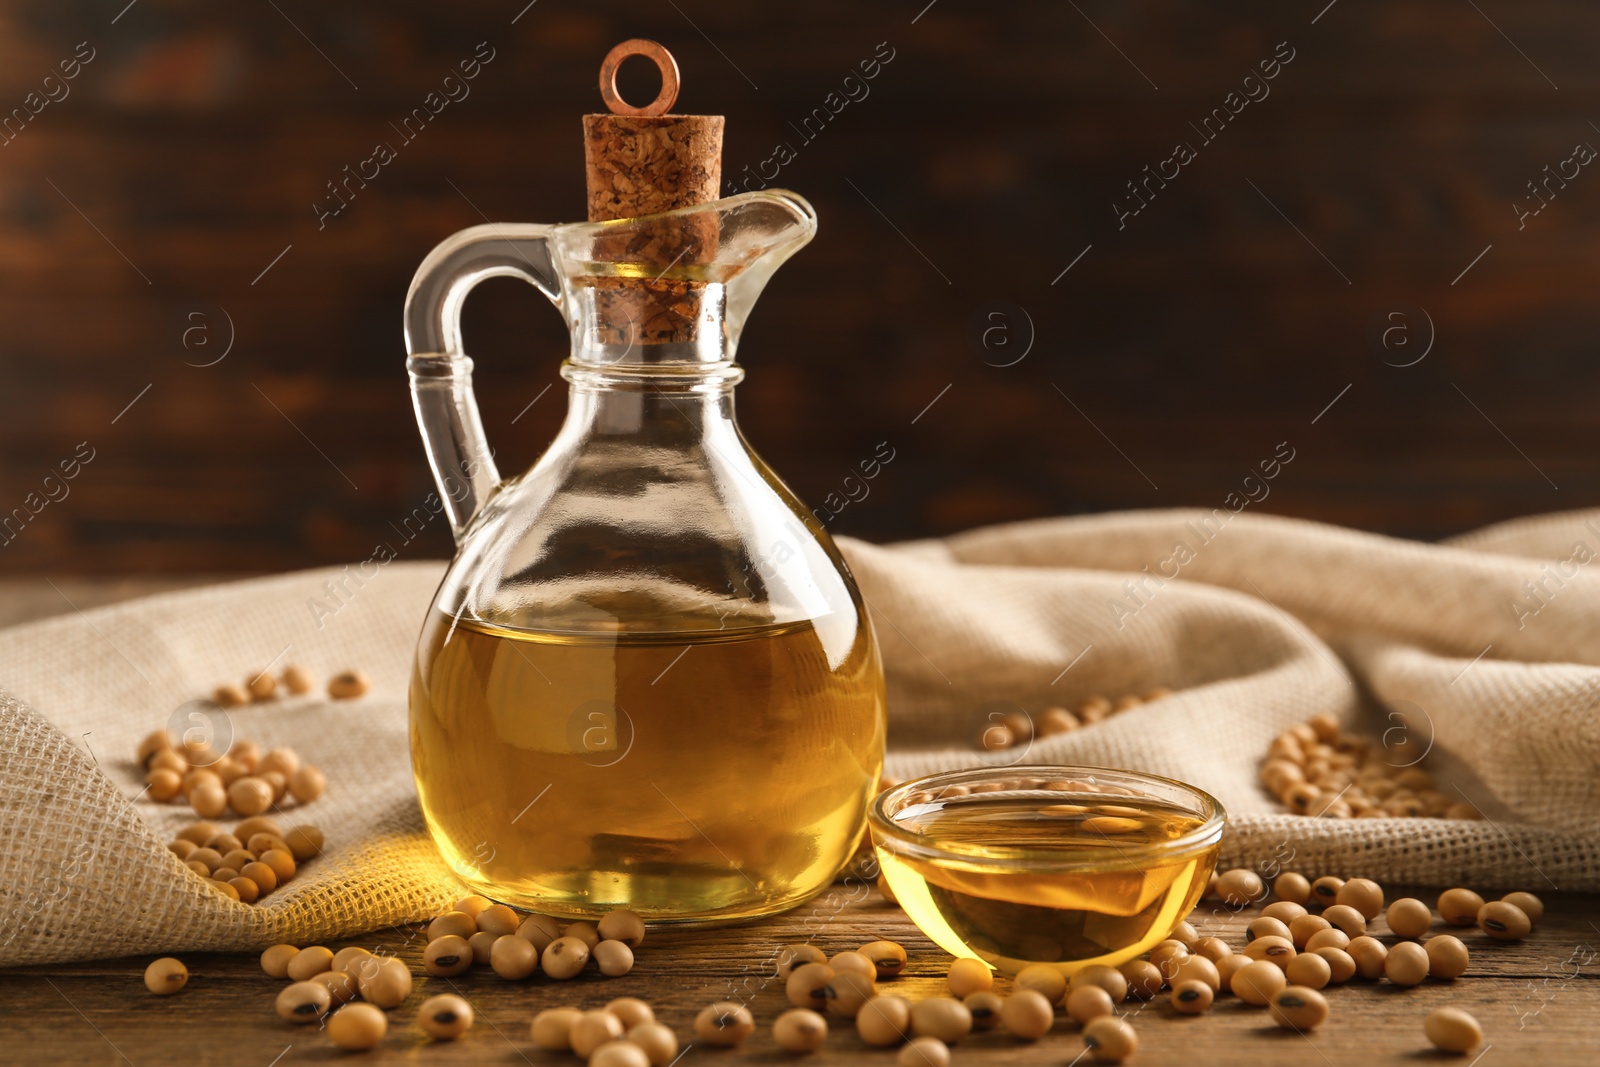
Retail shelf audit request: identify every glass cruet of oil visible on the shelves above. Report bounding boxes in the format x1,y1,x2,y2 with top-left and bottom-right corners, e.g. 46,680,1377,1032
400,40,886,925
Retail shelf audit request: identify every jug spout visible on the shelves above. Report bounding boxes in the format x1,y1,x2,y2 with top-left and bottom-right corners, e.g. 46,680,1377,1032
550,189,818,367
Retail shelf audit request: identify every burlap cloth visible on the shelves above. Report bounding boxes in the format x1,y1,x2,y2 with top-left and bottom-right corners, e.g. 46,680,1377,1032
3,508,1597,965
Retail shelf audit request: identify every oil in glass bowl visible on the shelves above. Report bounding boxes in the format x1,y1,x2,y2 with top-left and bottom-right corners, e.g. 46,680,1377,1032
871,767,1223,975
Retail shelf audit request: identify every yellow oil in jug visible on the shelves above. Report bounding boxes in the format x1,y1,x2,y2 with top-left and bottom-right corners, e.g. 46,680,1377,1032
411,609,884,923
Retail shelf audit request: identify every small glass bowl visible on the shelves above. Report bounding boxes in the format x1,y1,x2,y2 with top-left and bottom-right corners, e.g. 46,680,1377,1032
870,765,1225,975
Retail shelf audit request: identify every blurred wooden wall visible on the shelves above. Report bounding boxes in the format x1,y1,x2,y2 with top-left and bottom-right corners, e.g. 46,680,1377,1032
1,0,1597,573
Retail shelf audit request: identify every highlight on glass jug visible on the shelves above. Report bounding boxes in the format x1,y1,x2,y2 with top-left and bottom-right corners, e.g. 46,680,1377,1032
402,39,886,925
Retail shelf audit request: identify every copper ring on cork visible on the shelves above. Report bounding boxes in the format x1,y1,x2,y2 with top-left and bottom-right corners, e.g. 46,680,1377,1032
599,38,680,117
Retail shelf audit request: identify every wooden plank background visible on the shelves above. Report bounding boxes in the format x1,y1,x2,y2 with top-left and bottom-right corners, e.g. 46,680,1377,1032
1,1,1598,572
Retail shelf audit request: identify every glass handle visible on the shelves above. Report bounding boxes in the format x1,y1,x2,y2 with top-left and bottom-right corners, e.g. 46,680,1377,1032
403,224,561,541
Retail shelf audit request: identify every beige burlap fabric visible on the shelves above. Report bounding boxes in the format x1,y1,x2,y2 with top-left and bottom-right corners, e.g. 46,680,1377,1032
2,507,1597,965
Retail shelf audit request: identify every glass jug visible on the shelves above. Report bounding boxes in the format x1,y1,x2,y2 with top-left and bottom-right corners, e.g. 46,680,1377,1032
402,190,887,924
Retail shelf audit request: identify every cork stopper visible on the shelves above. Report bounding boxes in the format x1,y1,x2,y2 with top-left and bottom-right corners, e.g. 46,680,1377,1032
581,40,723,347
583,39,723,221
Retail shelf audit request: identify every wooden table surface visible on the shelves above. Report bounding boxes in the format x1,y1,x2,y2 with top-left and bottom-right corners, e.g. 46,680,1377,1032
2,580,1598,1065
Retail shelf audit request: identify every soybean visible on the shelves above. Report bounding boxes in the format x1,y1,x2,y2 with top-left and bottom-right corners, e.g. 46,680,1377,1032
1171,977,1213,1014
331,946,372,974
285,945,333,981
591,1041,649,1067
1015,962,1067,1004
1065,985,1114,1024
327,1003,387,1050
427,912,475,942
999,989,1054,1040
1289,914,1332,948
530,1007,585,1051
1304,928,1350,953
1216,954,1253,991
424,935,473,977
358,957,411,1008
1148,939,1190,981
1336,877,1385,921
1477,900,1531,941
693,1002,754,1047
777,943,827,979
1247,916,1292,944
419,993,475,1039
327,669,371,699
1285,951,1332,990
1346,936,1389,979
1071,964,1128,1002
564,921,602,949
1321,904,1367,938
490,934,540,980
606,998,654,1030
1262,901,1308,926
857,996,913,1046
964,991,1004,1029
1119,959,1164,999
542,935,591,979
946,957,992,997
1171,955,1221,991
143,957,188,995
1501,891,1544,924
860,939,908,979
260,944,299,978
773,1008,828,1053
275,980,331,1023
240,861,278,894
313,970,359,1006
467,930,499,966
453,894,492,918
288,764,326,804
828,972,878,1018
1425,1007,1483,1053
831,951,877,981
1231,960,1287,1005
1310,876,1344,907
1274,871,1312,904
246,670,278,701
1269,986,1329,1030
1385,939,1432,986
899,1036,950,1067
1438,887,1485,926
282,664,315,695
598,908,646,947
786,962,835,1010
626,1022,679,1066
1082,1016,1138,1064
1425,934,1470,979
148,768,183,801
595,940,635,977
910,997,972,1043
1314,947,1357,984
214,683,248,707
517,915,560,953
283,824,324,861
259,848,296,883
1386,897,1433,939
1243,935,1296,972
569,1010,624,1058
1216,868,1264,906
476,903,519,937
